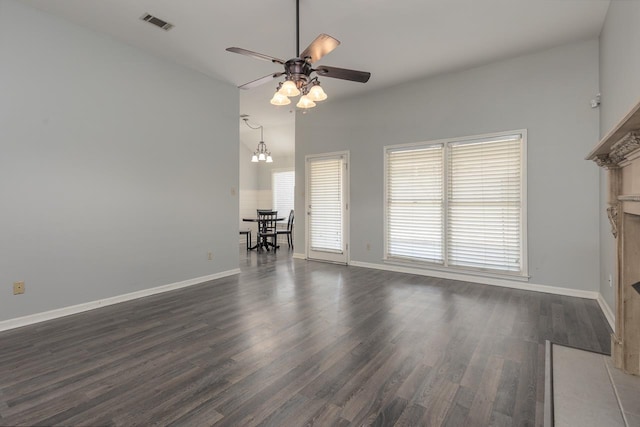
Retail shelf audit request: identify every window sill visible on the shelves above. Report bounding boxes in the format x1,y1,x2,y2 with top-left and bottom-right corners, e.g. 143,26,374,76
383,258,530,283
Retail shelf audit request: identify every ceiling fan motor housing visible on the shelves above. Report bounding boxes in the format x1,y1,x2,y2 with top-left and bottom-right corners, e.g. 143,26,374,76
285,58,312,88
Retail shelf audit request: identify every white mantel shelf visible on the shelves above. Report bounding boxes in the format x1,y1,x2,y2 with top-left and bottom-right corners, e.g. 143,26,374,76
587,100,640,161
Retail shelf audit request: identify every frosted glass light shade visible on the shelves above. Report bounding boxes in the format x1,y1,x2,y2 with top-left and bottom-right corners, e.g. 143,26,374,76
279,80,300,97
308,85,327,101
270,91,291,106
266,154,273,163
258,152,266,161
296,95,316,109
251,154,258,162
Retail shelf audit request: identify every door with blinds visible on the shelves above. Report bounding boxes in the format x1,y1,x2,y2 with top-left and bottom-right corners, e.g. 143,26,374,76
305,152,349,264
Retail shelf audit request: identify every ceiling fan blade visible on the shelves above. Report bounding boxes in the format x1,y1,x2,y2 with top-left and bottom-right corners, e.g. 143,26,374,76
238,72,284,90
314,65,371,83
226,47,285,65
299,34,340,64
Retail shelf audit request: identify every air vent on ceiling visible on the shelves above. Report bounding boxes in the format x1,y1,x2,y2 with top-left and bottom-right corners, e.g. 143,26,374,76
140,13,174,31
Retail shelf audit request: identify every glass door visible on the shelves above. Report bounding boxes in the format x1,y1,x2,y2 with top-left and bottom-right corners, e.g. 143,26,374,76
305,152,349,264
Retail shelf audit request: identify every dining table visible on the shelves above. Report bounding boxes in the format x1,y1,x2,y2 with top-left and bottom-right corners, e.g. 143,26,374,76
242,216,286,251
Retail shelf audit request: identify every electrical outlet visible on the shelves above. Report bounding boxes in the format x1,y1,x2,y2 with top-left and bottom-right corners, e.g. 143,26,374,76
13,281,25,295
366,243,371,251
208,251,213,261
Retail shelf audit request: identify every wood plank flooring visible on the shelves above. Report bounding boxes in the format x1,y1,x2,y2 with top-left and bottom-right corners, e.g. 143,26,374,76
0,249,611,426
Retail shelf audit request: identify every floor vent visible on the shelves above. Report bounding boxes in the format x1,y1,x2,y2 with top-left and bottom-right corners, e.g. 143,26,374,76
140,13,174,31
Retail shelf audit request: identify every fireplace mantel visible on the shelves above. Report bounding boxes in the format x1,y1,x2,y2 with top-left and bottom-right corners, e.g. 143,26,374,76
588,99,640,376
587,101,640,162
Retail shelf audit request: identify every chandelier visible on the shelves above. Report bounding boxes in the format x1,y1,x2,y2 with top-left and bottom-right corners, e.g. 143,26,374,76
243,118,272,163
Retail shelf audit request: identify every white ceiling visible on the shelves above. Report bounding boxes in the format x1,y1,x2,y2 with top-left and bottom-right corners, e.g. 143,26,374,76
22,0,610,155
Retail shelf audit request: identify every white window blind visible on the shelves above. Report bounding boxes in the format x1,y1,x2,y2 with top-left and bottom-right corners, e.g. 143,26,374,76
272,170,295,217
385,132,525,276
309,158,343,253
447,136,522,272
386,145,444,263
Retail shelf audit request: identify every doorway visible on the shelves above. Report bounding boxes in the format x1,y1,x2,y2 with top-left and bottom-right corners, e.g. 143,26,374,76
305,151,349,264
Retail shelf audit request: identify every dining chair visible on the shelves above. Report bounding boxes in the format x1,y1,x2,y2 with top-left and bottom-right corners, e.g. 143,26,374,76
257,210,278,251
276,209,294,249
239,229,251,250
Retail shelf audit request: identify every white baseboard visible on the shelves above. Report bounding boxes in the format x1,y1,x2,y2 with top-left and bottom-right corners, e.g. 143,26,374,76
348,261,600,300
597,293,616,331
292,253,306,260
0,269,240,332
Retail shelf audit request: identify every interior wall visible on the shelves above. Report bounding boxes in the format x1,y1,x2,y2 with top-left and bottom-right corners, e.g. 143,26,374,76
295,39,601,292
598,0,640,310
0,0,239,321
239,143,259,240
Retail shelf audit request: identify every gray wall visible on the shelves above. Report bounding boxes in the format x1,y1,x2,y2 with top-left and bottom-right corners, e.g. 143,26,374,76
598,1,640,309
0,0,239,321
257,155,295,193
239,143,259,235
296,39,601,292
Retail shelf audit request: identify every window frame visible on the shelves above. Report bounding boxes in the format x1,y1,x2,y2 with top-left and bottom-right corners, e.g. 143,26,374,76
271,167,295,216
383,129,528,279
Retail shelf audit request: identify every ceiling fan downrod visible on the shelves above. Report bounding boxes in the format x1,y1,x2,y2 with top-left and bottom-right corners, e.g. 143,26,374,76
296,0,300,57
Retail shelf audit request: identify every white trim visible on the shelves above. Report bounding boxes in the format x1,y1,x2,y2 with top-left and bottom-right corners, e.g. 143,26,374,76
384,258,530,282
520,129,529,276
443,143,449,266
0,269,240,332
597,293,616,331
384,130,526,152
349,261,598,299
292,253,306,260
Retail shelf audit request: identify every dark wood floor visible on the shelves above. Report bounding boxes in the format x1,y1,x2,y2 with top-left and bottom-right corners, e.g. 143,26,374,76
0,249,611,426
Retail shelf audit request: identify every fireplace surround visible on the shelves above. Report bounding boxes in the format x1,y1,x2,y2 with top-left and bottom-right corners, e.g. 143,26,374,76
588,100,640,376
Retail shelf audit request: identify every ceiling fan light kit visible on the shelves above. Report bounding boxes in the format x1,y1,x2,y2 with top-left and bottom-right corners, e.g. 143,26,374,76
308,83,327,101
227,0,371,110
279,80,300,97
296,95,316,109
270,91,291,106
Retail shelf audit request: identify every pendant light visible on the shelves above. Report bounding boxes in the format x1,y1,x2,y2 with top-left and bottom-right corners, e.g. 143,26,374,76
243,118,273,163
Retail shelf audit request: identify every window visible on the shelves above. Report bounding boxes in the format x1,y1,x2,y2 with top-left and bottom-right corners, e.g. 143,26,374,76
385,131,526,276
272,169,295,216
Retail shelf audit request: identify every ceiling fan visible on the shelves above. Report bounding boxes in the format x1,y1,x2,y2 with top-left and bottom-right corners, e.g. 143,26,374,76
226,0,371,109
